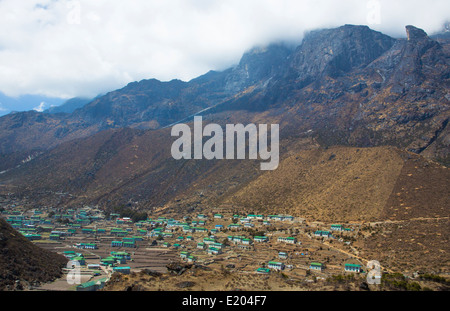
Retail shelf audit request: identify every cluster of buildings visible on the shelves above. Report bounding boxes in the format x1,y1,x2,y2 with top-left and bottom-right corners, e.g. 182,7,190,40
1,203,364,290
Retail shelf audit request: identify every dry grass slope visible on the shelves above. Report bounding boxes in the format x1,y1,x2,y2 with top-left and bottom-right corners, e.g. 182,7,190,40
0,218,68,290
226,146,406,222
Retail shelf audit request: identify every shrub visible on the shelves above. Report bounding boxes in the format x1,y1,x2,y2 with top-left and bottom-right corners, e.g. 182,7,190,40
419,273,449,284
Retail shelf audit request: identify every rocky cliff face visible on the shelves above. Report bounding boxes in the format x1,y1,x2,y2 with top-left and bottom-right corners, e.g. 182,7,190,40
72,43,294,129
359,25,450,160
224,43,293,92
287,25,396,82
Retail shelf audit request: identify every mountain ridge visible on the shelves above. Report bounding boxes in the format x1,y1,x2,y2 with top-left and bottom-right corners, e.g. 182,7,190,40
0,25,448,165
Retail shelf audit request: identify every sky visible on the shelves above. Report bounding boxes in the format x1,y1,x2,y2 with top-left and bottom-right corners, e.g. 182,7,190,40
0,0,448,114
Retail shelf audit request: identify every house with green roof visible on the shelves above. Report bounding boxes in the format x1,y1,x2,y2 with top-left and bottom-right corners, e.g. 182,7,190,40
76,277,108,291
268,261,284,271
75,243,98,250
113,267,131,274
254,236,268,243
211,242,224,249
203,237,216,245
49,233,61,241
228,236,246,244
227,224,242,231
182,226,194,233
314,230,332,238
187,256,196,263
194,227,207,233
309,262,324,271
331,224,344,231
207,247,222,255
180,251,190,259
242,238,252,245
277,236,297,244
81,228,95,234
344,263,362,273
68,228,77,234
278,252,288,259
111,251,131,260
100,257,116,266
73,256,85,266
123,241,135,248
111,241,123,247
256,267,271,274
63,251,76,256
24,234,42,241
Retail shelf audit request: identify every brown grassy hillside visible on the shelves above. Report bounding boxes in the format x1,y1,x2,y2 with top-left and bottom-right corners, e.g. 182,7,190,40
0,218,68,290
1,128,447,225
102,263,449,292
224,146,406,222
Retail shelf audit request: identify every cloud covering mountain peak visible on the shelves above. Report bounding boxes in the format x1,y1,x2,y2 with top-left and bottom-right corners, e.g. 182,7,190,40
0,0,448,100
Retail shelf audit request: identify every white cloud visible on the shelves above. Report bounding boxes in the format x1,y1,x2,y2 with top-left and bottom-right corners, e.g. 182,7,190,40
0,102,10,117
0,0,448,100
33,101,47,112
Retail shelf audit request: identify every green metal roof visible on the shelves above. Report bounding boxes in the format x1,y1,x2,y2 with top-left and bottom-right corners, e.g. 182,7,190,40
268,261,283,265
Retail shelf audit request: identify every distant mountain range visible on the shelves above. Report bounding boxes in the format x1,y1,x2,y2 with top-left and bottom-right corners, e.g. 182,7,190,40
43,97,95,114
0,92,67,117
0,24,448,207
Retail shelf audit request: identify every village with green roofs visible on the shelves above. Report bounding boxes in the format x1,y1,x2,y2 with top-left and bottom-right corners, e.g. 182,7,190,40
0,197,371,291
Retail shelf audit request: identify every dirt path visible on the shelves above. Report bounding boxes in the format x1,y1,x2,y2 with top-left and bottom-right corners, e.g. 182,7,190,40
322,241,393,273
368,216,450,226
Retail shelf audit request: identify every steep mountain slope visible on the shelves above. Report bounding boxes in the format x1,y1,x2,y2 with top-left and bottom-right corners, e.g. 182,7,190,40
0,110,99,155
2,123,448,223
0,126,266,209
0,25,448,167
286,24,396,83
211,25,450,163
44,97,94,114
0,43,292,156
0,218,68,290
224,146,449,221
73,43,293,130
